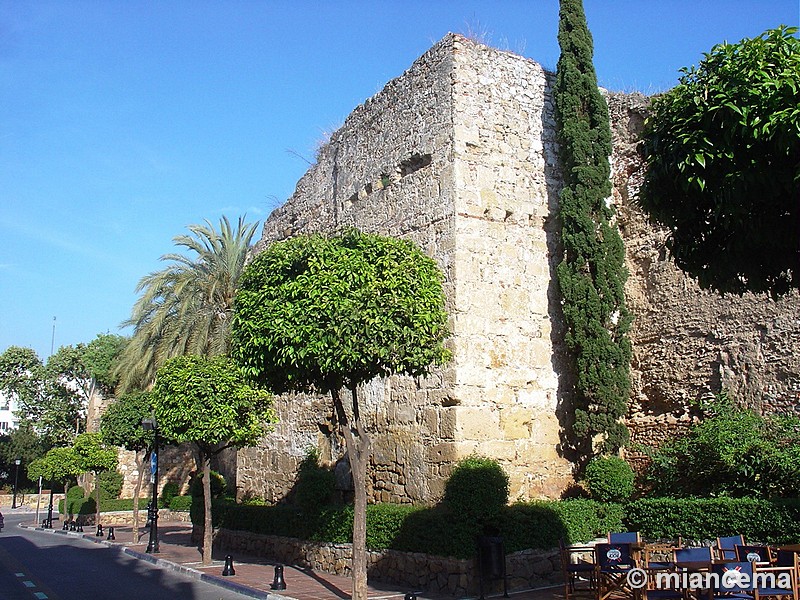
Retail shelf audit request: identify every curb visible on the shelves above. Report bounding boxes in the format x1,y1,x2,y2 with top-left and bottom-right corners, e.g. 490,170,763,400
21,522,296,600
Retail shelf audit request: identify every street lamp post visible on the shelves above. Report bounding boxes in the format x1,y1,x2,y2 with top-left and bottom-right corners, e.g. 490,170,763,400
12,458,21,509
45,483,54,528
141,418,159,553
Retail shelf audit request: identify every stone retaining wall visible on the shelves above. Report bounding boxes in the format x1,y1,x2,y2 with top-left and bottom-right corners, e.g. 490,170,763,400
71,509,191,526
0,493,64,508
204,526,562,597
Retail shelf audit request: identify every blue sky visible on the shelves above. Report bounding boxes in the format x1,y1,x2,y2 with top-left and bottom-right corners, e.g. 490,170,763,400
1,1,797,360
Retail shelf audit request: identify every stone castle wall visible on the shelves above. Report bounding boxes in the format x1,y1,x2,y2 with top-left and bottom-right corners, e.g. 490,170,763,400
606,92,800,452
241,35,460,504
237,34,799,505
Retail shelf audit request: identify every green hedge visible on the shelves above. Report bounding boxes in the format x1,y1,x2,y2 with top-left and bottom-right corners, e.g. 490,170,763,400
199,499,620,559
624,497,800,544
59,497,151,515
194,496,800,558
169,495,193,512
58,495,194,515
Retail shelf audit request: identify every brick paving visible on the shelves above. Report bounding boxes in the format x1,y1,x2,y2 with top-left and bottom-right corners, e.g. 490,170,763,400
22,515,563,600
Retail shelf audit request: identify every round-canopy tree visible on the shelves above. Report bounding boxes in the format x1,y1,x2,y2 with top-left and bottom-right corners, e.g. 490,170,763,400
100,391,155,542
73,432,118,532
152,354,274,566
640,26,800,297
231,229,450,600
27,446,82,524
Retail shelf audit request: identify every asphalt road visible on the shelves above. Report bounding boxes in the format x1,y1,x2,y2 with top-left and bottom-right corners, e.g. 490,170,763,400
0,513,254,600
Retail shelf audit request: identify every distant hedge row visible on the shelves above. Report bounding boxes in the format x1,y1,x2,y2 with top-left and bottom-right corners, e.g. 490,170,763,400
194,497,800,559
59,494,192,515
625,497,800,544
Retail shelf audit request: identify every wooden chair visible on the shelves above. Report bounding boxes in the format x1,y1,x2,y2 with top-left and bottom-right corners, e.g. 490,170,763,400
596,543,637,600
644,543,680,570
707,561,756,600
717,536,746,561
736,545,775,567
762,552,800,600
559,538,597,600
610,532,642,544
675,546,714,568
641,544,685,600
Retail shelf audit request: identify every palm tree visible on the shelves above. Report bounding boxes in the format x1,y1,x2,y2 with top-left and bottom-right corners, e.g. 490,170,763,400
115,216,260,392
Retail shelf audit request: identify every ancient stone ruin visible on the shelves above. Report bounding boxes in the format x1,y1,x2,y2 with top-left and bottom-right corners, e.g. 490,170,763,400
233,33,799,504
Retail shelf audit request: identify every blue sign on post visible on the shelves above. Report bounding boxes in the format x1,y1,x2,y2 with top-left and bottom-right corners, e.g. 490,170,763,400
150,451,157,484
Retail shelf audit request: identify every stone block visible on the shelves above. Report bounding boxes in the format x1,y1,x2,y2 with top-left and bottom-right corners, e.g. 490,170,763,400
455,406,501,440
499,406,532,440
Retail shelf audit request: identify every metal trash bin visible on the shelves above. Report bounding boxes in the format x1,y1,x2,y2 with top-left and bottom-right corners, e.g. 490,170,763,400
477,535,509,599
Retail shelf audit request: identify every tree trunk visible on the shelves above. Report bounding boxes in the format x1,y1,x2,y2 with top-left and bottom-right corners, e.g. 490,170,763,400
331,386,370,600
95,471,101,531
202,455,213,566
63,481,70,523
132,452,146,543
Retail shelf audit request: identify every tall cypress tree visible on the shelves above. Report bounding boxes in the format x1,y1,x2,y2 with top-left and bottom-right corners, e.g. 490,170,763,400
554,0,632,457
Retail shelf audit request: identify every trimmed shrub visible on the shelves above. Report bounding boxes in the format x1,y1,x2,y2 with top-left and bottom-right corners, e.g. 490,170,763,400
585,456,635,502
202,498,620,559
168,495,192,512
59,497,150,514
443,455,509,526
293,449,335,513
99,470,124,500
189,470,226,499
366,503,420,550
160,482,180,507
66,485,85,516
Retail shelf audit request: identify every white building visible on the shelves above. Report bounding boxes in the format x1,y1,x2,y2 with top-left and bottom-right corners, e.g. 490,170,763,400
0,391,19,433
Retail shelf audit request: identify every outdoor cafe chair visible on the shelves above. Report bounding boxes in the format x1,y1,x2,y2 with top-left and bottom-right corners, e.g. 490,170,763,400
717,536,747,561
560,538,597,600
763,552,800,600
640,546,686,600
675,546,714,570
736,546,775,567
595,543,637,600
644,543,681,570
610,532,642,544
706,561,756,600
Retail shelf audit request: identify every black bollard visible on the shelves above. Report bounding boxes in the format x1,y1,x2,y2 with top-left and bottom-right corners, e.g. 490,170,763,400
107,527,115,541
222,555,235,577
77,522,84,532
62,520,69,531
96,524,104,537
405,594,418,600
69,521,75,531
270,564,286,590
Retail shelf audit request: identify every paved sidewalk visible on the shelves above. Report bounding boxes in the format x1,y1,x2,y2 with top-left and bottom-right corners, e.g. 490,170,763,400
21,516,562,600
